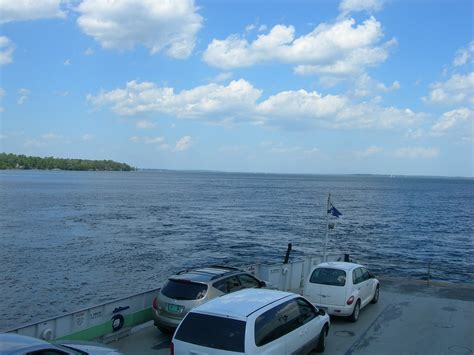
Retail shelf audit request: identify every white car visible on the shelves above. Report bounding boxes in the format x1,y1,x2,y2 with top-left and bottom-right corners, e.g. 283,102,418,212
303,262,379,322
172,289,330,354
0,333,122,355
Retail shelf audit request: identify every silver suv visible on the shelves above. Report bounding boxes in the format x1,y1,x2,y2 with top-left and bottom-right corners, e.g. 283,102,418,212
152,266,268,333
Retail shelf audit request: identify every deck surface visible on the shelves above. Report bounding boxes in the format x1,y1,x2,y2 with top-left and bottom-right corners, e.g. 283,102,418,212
111,279,474,355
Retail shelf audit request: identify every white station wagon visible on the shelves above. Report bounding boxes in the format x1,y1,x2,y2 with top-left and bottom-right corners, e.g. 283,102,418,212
172,289,330,354
303,262,379,322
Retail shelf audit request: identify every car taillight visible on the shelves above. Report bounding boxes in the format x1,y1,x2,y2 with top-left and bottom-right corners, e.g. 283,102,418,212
347,296,354,305
170,341,174,355
152,297,158,310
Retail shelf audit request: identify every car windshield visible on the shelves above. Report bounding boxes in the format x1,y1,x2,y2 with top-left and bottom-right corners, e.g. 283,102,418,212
175,313,245,352
161,279,208,300
310,268,346,286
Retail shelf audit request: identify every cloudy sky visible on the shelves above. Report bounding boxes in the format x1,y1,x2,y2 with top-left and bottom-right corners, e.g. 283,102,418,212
0,0,472,176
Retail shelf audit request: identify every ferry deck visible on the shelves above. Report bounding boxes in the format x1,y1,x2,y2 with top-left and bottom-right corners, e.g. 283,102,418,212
112,277,474,355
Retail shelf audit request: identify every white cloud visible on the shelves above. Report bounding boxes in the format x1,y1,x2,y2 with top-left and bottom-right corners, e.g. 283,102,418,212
88,79,262,122
423,72,474,106
89,78,426,130
453,41,474,67
81,133,94,141
0,0,65,24
0,36,14,65
405,128,425,139
24,139,47,148
130,135,169,150
76,0,202,59
203,17,392,76
17,88,30,105
0,87,5,97
258,25,267,32
55,90,69,97
211,72,233,83
394,147,439,159
352,73,400,97
136,120,157,129
355,145,383,157
84,47,94,56
339,0,383,14
245,24,256,32
174,136,192,152
431,108,473,136
63,59,71,66
257,90,424,129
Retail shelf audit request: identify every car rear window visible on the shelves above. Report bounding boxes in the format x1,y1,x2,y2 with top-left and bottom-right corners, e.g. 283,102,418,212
161,279,208,300
175,313,245,352
310,268,346,286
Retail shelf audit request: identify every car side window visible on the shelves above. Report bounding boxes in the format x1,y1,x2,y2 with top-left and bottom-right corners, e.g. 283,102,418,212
213,276,241,293
255,299,302,347
213,278,228,293
296,298,317,325
238,274,261,289
361,268,370,282
353,268,363,284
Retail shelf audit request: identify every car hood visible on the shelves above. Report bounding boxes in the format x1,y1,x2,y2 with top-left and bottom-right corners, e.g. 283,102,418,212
58,340,122,354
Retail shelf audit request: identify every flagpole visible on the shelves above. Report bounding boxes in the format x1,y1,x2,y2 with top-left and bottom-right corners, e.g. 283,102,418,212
324,193,330,262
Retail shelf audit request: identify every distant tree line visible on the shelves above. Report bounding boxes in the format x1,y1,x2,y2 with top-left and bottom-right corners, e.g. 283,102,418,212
0,153,136,171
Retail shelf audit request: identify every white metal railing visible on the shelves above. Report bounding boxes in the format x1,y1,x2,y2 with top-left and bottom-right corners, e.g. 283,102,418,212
6,253,345,342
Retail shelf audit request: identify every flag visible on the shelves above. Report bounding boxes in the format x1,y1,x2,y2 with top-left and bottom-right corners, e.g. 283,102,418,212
328,204,342,218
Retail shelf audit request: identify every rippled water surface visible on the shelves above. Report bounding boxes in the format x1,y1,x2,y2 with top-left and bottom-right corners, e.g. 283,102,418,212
0,170,473,330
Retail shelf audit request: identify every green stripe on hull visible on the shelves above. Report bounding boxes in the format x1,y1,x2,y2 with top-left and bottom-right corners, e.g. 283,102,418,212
57,308,153,341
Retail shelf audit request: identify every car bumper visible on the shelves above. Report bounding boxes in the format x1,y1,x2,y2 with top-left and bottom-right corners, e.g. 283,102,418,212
316,303,354,317
151,309,183,331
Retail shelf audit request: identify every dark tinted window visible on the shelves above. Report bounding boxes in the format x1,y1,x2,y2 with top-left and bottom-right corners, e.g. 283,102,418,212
310,268,346,286
161,279,207,300
27,350,70,355
296,298,317,325
255,299,302,347
238,274,261,288
175,313,245,352
213,276,242,294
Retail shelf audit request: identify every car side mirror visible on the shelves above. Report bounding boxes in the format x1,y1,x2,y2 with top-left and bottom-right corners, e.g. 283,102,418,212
317,308,326,316
259,280,267,288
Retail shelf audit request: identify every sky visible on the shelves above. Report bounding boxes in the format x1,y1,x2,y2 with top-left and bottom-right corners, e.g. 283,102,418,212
0,0,472,176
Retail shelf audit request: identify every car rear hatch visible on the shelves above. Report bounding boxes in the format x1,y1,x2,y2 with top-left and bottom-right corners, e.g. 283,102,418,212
174,312,245,354
159,279,208,319
305,267,347,307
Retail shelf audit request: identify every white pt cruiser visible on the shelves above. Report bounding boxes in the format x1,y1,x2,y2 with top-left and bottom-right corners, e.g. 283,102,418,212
303,262,379,322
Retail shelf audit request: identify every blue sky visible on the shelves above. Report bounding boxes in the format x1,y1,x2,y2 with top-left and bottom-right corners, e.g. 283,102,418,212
0,0,472,176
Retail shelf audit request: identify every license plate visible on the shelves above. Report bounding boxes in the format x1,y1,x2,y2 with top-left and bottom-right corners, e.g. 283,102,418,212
167,304,183,313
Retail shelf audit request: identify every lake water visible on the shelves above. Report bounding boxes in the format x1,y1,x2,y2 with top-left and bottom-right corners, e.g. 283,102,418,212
0,170,473,330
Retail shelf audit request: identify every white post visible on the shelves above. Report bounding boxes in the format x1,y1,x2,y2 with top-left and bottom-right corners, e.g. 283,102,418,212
323,193,330,262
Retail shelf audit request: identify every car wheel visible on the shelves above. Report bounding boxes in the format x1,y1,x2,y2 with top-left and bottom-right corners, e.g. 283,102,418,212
157,325,173,335
371,285,380,304
315,325,328,353
349,300,360,322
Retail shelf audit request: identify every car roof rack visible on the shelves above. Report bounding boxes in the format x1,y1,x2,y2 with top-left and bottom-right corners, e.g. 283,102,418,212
208,265,241,271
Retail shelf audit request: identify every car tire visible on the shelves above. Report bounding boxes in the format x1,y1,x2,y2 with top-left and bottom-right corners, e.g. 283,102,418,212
349,300,360,322
371,285,380,304
157,325,173,335
315,325,328,353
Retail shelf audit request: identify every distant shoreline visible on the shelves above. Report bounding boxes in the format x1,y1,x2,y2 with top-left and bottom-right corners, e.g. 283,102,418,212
0,153,135,171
